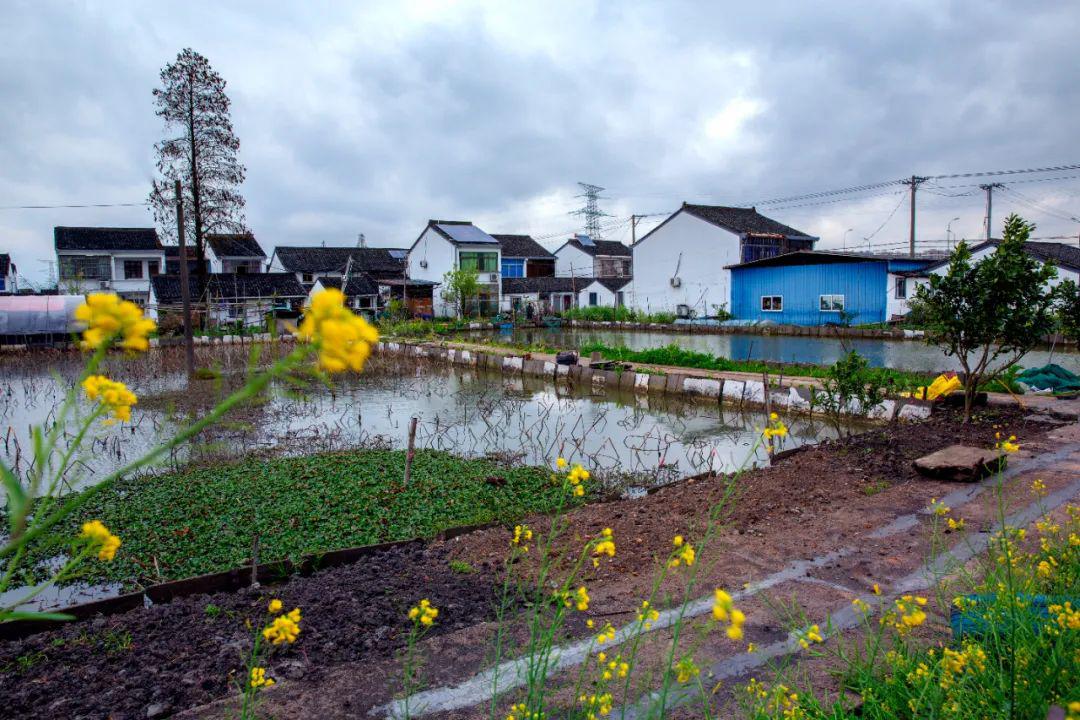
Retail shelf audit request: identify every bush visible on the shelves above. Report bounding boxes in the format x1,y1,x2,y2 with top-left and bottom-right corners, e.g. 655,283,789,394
563,306,676,324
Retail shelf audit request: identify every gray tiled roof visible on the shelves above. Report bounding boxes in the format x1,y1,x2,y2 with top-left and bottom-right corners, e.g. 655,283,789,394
273,246,407,277
151,273,306,304
54,227,161,251
207,233,266,258
491,234,554,259
681,204,815,239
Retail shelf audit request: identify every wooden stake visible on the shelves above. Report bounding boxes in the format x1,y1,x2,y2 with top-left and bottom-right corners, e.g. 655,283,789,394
403,416,418,486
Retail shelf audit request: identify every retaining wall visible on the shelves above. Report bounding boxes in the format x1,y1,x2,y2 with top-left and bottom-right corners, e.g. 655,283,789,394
379,340,934,422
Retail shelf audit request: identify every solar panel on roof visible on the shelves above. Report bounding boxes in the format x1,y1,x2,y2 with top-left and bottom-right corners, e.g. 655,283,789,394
388,249,408,259
576,234,595,247
436,223,499,245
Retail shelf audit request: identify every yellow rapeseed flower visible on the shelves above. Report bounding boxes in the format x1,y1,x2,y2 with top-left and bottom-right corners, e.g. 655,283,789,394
408,598,439,626
852,597,871,614
295,288,379,373
82,375,137,424
712,589,745,640
637,600,659,629
595,622,616,644
675,656,700,684
995,432,1019,453
669,535,696,567
797,624,824,649
1031,479,1047,497
74,292,156,352
263,610,302,644
556,457,568,469
79,519,121,561
947,517,966,531
929,498,950,517
250,666,275,688
268,599,283,614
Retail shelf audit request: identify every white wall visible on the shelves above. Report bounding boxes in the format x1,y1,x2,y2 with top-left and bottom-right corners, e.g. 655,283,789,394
885,273,912,319
555,244,594,277
58,249,165,300
577,280,619,308
629,210,741,316
408,227,457,317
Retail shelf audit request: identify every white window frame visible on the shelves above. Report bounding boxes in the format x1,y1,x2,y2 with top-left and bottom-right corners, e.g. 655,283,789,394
819,294,845,312
760,295,783,312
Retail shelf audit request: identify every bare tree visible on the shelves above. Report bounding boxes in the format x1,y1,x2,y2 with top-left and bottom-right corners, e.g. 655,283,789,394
149,48,247,294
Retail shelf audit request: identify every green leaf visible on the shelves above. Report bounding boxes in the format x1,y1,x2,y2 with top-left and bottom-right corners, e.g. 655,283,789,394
0,610,76,622
0,461,27,532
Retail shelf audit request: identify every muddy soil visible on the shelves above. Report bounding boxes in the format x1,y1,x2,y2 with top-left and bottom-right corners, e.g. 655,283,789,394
0,543,504,720
0,406,1055,719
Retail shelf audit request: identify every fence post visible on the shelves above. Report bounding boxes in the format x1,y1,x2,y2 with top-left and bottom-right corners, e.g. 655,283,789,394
403,416,418,486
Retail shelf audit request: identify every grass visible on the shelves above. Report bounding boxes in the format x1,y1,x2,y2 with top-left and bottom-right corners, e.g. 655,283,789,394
20,449,577,587
579,341,934,388
562,307,677,324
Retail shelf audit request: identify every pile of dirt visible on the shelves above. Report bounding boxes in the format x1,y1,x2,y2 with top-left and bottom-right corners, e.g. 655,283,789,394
0,543,502,720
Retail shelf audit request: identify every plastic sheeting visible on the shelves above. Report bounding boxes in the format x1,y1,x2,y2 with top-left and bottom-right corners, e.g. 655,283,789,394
0,295,83,336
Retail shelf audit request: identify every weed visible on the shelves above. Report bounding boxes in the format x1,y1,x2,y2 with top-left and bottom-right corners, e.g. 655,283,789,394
449,559,476,574
204,603,223,617
100,629,133,655
861,479,890,496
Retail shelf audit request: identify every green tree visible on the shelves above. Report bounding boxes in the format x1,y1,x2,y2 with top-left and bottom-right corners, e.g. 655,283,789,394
441,268,480,318
909,214,1061,421
1058,278,1080,343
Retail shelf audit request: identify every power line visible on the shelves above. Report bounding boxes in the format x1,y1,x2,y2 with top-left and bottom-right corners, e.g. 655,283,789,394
0,201,149,210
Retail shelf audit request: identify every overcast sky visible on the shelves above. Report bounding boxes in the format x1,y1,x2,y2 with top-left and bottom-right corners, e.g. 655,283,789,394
3,0,1079,285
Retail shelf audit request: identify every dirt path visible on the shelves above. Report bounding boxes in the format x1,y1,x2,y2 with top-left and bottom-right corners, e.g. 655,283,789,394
162,408,1077,720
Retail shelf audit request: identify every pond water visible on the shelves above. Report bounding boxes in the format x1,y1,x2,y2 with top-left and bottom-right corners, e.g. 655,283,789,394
475,327,1080,374
0,346,841,496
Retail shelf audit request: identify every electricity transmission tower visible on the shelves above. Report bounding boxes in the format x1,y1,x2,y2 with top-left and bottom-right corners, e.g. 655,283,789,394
569,182,612,239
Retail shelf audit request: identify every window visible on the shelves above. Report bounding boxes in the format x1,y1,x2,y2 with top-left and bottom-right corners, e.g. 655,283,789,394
459,251,498,273
148,261,160,276
302,273,314,283
123,260,143,280
819,294,845,312
589,292,598,307
760,295,783,312
501,258,525,278
59,255,111,281
616,291,625,307
895,277,907,299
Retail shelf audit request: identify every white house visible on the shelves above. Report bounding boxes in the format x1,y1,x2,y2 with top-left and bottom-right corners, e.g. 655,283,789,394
0,254,17,293
577,277,631,309
308,274,381,319
501,277,581,314
554,235,632,279
407,220,502,317
895,239,1080,318
55,227,165,306
207,233,267,274
629,203,816,317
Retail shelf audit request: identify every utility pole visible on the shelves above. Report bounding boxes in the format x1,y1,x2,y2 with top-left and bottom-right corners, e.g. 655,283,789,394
175,179,195,377
902,175,928,257
979,183,1004,240
631,214,640,245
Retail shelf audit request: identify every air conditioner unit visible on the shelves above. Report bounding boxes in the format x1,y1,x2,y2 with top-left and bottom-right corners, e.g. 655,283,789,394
488,273,498,283
669,277,682,288
676,303,692,319
99,280,111,290
419,260,428,268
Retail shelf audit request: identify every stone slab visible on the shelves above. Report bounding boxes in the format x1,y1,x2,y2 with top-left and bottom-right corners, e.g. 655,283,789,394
913,444,1004,482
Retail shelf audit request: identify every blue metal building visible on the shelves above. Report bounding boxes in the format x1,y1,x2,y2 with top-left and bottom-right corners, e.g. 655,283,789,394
727,251,939,326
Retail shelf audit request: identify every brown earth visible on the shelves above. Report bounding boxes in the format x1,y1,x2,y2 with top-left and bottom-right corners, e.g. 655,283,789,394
0,405,1065,719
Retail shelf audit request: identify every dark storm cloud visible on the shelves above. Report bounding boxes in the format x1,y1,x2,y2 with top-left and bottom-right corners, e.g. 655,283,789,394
2,1,1078,284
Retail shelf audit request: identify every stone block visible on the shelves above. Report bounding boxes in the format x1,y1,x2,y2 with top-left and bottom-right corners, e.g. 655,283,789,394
683,377,722,398
913,445,1003,482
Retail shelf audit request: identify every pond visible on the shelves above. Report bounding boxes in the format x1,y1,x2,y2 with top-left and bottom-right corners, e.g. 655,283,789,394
0,344,848,612
0,345,842,495
475,327,1080,374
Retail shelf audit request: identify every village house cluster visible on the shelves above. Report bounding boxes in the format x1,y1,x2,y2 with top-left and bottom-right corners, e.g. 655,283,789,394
3,203,1077,329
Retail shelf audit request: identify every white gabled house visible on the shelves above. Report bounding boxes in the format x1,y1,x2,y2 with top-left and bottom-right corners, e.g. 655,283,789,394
629,203,817,317
554,235,632,279
895,239,1080,318
308,274,382,320
577,277,631,309
407,220,502,317
54,227,166,306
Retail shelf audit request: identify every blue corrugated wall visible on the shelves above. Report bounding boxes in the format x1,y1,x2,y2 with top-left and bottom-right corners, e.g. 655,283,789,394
731,261,888,325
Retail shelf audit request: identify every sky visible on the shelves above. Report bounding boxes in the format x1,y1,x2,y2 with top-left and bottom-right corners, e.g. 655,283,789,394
3,0,1080,286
